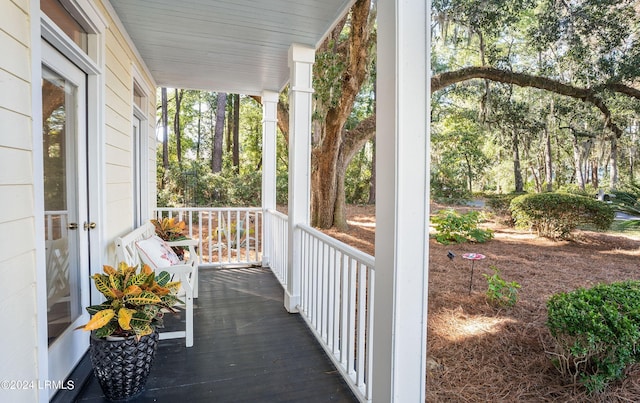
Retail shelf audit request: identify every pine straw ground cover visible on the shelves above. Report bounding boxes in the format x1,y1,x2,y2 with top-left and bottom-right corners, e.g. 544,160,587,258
322,204,640,402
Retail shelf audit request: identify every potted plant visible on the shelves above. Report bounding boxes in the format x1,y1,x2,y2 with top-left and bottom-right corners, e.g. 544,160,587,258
151,217,188,258
78,262,183,401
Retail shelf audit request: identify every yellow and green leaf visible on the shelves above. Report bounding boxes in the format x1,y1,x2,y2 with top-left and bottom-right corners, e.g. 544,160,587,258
94,321,118,338
126,291,162,306
126,273,149,288
123,284,142,296
166,281,181,293
103,265,117,275
109,274,123,291
92,274,116,298
142,264,153,275
117,307,134,330
82,309,115,331
85,302,111,315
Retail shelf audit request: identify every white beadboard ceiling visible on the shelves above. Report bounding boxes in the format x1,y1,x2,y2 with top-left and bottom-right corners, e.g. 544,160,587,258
108,0,354,95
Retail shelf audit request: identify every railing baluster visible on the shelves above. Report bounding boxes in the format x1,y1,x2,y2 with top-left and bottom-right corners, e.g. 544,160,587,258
151,208,374,401
152,207,263,268
292,224,374,402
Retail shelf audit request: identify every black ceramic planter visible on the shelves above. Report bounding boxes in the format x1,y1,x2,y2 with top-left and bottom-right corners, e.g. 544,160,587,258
89,331,159,401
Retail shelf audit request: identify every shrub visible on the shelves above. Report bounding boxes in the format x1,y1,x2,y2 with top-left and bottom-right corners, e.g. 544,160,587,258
485,193,524,225
483,266,520,307
509,193,614,239
432,209,494,244
546,281,640,393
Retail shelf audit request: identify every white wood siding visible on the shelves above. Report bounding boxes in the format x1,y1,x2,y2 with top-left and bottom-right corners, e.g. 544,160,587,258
97,0,156,263
0,1,38,401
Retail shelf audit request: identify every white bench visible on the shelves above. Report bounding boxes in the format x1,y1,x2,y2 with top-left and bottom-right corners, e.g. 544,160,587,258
115,222,198,347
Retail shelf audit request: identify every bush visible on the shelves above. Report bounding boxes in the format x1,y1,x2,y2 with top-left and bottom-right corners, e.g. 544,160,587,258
485,193,524,224
483,266,520,307
509,193,614,239
432,209,493,244
546,281,640,393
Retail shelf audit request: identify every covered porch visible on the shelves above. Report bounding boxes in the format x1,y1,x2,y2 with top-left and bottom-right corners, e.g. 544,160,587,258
76,265,357,401
45,0,429,401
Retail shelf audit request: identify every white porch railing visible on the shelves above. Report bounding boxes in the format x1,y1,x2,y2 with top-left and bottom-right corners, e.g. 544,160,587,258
264,209,288,287
297,224,375,403
153,207,374,401
154,207,262,267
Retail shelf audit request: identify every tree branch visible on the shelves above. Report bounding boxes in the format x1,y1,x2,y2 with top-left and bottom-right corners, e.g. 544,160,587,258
432,66,628,138
342,114,376,161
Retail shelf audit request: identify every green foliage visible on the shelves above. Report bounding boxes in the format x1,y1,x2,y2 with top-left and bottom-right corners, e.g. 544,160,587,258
546,281,640,393
432,110,490,196
509,193,615,239
430,170,471,204
345,140,373,204
483,266,520,307
485,193,524,219
556,184,590,197
79,263,182,339
432,209,494,244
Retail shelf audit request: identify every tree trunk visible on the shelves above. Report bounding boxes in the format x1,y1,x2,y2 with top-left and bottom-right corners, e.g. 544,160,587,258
512,130,524,192
196,93,202,160
572,134,586,191
610,136,618,190
174,89,183,165
212,92,226,173
233,94,240,172
161,87,169,188
545,100,554,192
630,120,638,183
591,159,599,189
465,154,473,194
530,165,541,193
310,0,373,229
226,95,233,154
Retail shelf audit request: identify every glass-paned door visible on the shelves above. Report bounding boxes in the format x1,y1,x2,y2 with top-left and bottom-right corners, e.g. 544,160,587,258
42,40,90,388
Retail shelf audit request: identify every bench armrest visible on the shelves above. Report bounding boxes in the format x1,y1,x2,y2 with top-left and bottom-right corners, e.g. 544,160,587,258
166,239,198,248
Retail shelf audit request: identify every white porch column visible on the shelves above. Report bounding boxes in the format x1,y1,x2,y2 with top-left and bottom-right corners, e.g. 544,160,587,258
261,90,279,267
372,0,430,401
284,43,315,313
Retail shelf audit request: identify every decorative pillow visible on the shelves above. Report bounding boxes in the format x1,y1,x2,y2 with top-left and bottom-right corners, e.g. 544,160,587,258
135,235,180,268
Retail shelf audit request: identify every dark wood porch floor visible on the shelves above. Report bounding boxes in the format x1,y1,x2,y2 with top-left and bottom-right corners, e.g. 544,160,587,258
75,267,357,402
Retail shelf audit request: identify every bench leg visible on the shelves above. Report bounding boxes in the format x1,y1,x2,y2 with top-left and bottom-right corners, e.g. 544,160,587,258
185,293,193,347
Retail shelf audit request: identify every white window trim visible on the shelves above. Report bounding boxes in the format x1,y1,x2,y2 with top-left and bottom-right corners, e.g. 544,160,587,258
132,64,152,225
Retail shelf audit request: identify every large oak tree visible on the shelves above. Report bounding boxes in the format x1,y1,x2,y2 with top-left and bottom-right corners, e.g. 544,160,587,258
273,0,640,229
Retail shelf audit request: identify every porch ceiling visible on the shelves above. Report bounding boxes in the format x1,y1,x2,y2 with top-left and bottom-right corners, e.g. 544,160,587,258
108,0,354,95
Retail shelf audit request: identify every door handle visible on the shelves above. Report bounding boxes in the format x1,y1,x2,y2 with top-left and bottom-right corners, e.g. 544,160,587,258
84,222,97,231
68,223,78,230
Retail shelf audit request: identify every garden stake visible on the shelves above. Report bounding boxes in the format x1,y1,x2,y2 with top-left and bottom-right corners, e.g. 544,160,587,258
462,253,486,295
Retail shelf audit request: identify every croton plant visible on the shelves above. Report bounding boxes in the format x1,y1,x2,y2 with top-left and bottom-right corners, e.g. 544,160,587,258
151,217,188,258
79,262,182,339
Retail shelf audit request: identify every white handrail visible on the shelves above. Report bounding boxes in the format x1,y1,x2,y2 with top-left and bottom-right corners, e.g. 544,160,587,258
297,224,375,402
265,209,288,286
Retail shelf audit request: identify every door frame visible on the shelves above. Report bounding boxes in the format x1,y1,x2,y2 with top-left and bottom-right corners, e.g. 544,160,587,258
41,40,91,388
33,3,106,400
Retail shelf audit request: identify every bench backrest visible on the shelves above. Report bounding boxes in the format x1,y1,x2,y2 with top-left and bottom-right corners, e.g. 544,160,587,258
115,222,156,267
